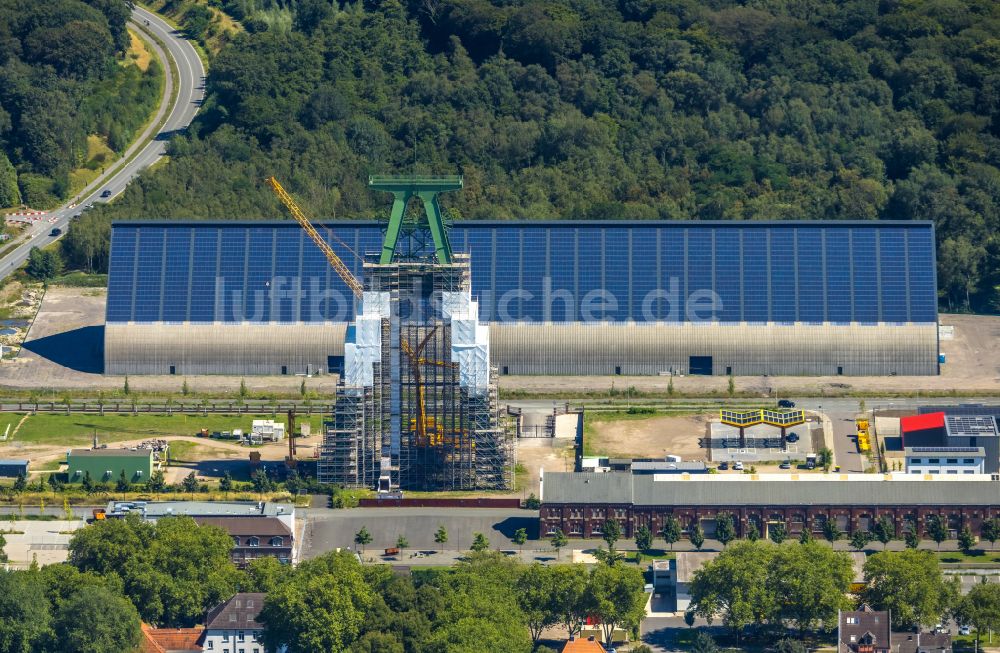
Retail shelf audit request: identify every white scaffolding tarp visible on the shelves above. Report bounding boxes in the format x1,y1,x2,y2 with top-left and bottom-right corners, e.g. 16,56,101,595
441,291,471,319
450,292,490,396
344,293,389,387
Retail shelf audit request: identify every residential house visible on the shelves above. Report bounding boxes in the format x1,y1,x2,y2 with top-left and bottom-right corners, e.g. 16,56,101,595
839,604,890,653
562,636,607,653
193,517,294,567
895,631,952,653
202,593,272,653
139,624,203,653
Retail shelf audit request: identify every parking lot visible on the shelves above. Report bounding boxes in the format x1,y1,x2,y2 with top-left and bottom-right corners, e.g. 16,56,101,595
301,507,539,560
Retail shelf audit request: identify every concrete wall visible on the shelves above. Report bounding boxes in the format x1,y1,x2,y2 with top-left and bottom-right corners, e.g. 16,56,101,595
105,321,939,376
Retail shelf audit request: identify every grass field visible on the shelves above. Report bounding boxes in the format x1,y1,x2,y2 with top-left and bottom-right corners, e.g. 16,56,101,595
8,412,327,448
50,272,108,288
67,135,117,198
936,549,1000,564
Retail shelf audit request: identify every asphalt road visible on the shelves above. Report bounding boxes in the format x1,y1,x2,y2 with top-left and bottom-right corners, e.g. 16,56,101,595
0,7,205,281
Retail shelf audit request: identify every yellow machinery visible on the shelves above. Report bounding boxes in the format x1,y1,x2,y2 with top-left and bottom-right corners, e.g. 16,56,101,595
266,176,364,299
856,418,871,452
400,327,459,446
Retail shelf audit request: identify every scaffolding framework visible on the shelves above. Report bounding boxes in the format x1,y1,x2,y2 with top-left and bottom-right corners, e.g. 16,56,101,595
319,255,514,491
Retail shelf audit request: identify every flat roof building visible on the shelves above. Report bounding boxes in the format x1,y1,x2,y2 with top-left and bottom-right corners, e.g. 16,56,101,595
105,500,296,533
104,220,939,377
67,449,153,484
904,446,986,475
904,407,1000,473
0,459,28,478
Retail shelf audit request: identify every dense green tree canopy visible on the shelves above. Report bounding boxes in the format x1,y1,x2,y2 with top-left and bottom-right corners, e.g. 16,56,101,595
68,0,1000,312
863,549,958,629
67,514,242,626
690,540,853,635
0,0,160,208
52,586,141,653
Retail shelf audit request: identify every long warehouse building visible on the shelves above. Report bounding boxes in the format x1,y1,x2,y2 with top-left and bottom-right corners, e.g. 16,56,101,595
104,220,939,376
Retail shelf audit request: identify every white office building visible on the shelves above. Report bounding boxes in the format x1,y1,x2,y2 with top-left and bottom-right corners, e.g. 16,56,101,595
904,446,986,475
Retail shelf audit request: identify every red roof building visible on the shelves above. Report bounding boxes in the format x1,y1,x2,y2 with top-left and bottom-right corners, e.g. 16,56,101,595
562,637,607,653
139,624,203,653
900,412,947,447
901,412,946,433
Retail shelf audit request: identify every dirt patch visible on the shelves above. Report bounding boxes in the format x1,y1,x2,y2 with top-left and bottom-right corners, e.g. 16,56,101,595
516,439,574,497
126,29,152,71
586,413,709,461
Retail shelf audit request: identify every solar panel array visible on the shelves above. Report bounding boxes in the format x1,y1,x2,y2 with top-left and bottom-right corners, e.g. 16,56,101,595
106,221,937,325
945,415,999,438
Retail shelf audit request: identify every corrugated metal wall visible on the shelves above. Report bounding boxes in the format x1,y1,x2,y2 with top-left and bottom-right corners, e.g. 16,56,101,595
104,323,348,375
490,323,938,376
105,322,937,376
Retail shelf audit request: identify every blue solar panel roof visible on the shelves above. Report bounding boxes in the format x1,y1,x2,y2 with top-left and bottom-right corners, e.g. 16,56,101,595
106,221,938,325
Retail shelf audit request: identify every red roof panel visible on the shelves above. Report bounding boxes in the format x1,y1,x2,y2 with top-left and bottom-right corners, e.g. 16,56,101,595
900,412,945,433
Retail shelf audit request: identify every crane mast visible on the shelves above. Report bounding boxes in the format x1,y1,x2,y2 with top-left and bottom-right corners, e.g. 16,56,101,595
266,176,364,299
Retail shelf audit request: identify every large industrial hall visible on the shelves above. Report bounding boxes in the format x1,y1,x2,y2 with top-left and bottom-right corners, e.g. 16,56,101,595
104,217,939,378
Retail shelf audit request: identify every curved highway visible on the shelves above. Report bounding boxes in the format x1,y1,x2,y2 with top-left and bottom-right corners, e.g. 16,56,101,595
0,7,205,281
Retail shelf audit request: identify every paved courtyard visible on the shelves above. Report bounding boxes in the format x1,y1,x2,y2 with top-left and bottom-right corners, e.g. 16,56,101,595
2,519,86,567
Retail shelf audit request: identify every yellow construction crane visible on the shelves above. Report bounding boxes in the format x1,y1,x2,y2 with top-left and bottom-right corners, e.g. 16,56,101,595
400,327,458,446
266,176,364,299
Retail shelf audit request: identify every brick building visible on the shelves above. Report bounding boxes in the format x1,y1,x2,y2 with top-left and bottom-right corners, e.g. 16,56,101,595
193,517,294,567
538,471,1000,540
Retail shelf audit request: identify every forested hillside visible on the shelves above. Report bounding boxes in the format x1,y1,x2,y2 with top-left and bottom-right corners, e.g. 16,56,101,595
0,0,161,209
72,0,1000,312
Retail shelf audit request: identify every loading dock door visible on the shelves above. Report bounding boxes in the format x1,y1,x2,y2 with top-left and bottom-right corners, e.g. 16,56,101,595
689,356,713,375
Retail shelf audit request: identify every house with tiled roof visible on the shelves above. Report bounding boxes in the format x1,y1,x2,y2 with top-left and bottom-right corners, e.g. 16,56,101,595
202,593,279,653
192,516,294,567
839,604,891,653
139,624,203,653
562,636,607,653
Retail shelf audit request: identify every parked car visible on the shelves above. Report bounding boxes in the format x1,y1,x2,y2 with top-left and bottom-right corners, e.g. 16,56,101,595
717,461,729,471
785,432,799,443
778,399,796,408
959,625,971,635
779,460,791,469
733,461,744,471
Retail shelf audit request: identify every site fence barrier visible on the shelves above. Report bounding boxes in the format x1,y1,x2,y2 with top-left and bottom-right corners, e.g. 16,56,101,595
0,401,331,416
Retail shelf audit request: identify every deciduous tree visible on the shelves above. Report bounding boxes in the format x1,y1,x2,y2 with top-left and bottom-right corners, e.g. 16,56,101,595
689,541,777,634
661,516,681,551
52,586,141,653
863,549,955,629
550,528,567,559
588,564,646,646
258,551,375,653
715,513,735,547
